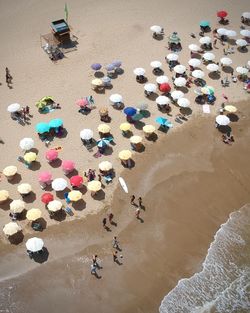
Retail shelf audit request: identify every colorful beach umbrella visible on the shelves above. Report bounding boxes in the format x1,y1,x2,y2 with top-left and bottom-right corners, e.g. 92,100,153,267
99,161,113,171
3,166,17,177
76,98,88,107
123,107,137,116
118,150,132,160
142,125,156,134
70,175,83,187
91,63,102,71
0,190,9,202
24,152,37,163
112,60,122,68
41,193,54,204
17,183,32,195
26,208,42,221
97,138,110,148
38,171,52,183
87,180,102,192
62,160,75,172
200,20,210,27
155,117,167,125
106,64,115,71
45,149,58,162
49,118,63,128
217,10,228,18
68,190,82,202
224,105,237,113
35,123,50,134
47,200,63,212
19,138,35,151
120,123,131,131
52,178,68,191
130,135,142,144
3,222,21,236
159,83,171,93
97,124,111,133
10,200,25,214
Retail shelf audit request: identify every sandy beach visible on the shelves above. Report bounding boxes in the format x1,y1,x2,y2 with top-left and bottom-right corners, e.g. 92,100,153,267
0,0,250,312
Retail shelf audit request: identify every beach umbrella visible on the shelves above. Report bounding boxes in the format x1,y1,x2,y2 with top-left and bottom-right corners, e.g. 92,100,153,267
80,129,93,140
45,149,58,162
10,200,25,214
217,11,228,18
0,190,9,202
217,28,227,36
216,115,230,126
156,96,170,105
224,105,237,113
97,124,111,133
87,180,102,192
99,161,113,171
136,102,148,111
91,78,103,86
199,36,212,45
188,59,201,67
47,200,63,212
171,90,184,100
201,86,215,95
49,118,63,128
242,12,250,19
18,183,32,195
240,29,250,37
177,98,190,108
132,113,144,121
174,77,187,87
159,83,171,93
3,166,17,177
133,68,145,76
123,107,137,116
166,53,179,61
220,57,232,66
194,87,203,96
38,171,52,183
119,123,131,132
144,83,157,92
52,178,68,191
155,117,167,125
188,44,200,52
156,76,169,84
168,32,180,44
112,60,122,68
26,237,44,252
106,64,115,71
236,67,248,75
150,25,162,33
70,175,83,187
200,20,210,27
118,150,132,160
35,100,47,110
102,76,112,84
150,61,162,68
19,138,34,151
35,123,50,134
130,136,142,144
236,39,248,47
203,52,215,61
41,192,54,204
26,208,42,221
76,98,88,107
97,139,110,148
174,65,186,74
109,94,123,103
91,63,102,71
207,63,219,72
192,70,205,79
99,107,108,116
3,222,21,236
68,190,82,202
7,103,21,113
24,152,37,163
142,125,156,134
62,160,75,172
226,30,237,38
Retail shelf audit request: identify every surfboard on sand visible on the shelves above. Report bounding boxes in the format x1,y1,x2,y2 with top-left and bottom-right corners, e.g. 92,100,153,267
119,177,128,193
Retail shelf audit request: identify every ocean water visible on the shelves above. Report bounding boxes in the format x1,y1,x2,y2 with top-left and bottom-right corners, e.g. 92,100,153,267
160,204,250,313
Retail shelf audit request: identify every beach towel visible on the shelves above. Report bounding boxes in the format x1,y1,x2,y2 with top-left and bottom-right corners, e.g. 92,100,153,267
51,146,63,152
202,104,210,114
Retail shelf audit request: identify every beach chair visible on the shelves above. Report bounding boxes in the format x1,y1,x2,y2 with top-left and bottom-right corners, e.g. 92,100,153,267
104,175,113,184
65,206,74,216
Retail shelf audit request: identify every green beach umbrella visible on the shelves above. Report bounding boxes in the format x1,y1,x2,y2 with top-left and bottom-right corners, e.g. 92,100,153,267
35,123,50,134
168,32,180,44
36,100,47,109
200,20,210,27
49,119,63,128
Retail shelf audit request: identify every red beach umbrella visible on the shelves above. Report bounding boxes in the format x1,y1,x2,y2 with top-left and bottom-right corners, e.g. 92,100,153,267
217,11,228,18
159,83,171,93
41,192,54,204
38,171,52,183
62,160,75,172
76,98,88,107
45,149,58,162
70,175,83,187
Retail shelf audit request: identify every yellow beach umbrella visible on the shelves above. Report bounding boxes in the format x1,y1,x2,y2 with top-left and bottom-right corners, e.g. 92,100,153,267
24,152,37,163
119,150,132,160
0,190,9,202
99,161,113,171
87,180,102,192
18,183,32,194
91,78,103,86
99,107,109,116
26,208,42,221
98,124,111,133
119,123,131,131
3,166,17,177
3,222,21,236
224,105,237,113
130,135,142,144
143,125,156,134
10,200,25,213
68,190,82,202
47,200,63,212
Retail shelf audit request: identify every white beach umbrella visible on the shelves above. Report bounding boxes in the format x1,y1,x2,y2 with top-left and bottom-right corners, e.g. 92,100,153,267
203,52,215,61
177,98,190,108
156,96,170,105
47,200,63,212
236,39,248,47
242,12,250,19
80,129,93,140
133,68,145,76
10,200,25,214
26,237,44,252
174,77,187,87
188,44,200,52
236,67,248,75
192,70,205,79
171,90,184,100
166,53,179,61
52,178,68,191
247,60,250,68
150,25,162,34
199,36,212,44
220,57,232,66
3,222,21,236
174,65,186,74
240,29,250,37
156,75,169,84
188,59,201,67
136,102,148,110
144,83,157,92
206,63,219,72
216,115,230,126
217,28,227,36
19,138,35,151
7,103,21,113
109,94,123,103
99,161,113,171
226,30,237,38
150,61,162,68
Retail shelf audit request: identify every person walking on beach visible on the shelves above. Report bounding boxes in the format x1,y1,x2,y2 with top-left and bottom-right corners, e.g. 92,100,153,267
108,213,114,224
130,195,135,205
113,250,118,262
5,67,12,88
135,208,140,219
112,236,119,249
102,217,107,228
92,254,98,267
138,197,143,209
91,263,97,275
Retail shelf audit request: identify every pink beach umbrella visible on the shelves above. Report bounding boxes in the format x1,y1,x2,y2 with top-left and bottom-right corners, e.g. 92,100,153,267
76,98,88,107
38,171,52,183
45,149,58,162
62,160,75,174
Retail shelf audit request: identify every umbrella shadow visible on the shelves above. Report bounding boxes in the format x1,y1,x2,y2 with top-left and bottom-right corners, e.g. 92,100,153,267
147,92,158,101
152,69,164,76
180,107,193,116
103,146,114,156
55,188,71,199
32,247,49,263
8,173,22,184
104,84,113,90
146,132,158,142
79,185,87,195
49,158,62,168
51,210,66,221
208,72,221,80
227,39,236,46
92,189,105,201
8,231,24,245
135,144,145,153
158,125,170,133
115,68,124,75
222,66,234,74
30,161,42,171
65,169,79,179
22,191,36,203
94,71,104,78
177,86,189,94
191,53,201,59
141,110,151,118
134,121,145,130
128,159,135,169
237,47,248,53
94,88,105,95
57,128,68,139
227,113,239,122
108,71,118,79
18,209,28,221
35,218,47,230
72,199,86,211
153,34,164,41
218,125,232,134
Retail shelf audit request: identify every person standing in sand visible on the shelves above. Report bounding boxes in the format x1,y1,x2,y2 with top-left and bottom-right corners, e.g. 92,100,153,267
108,213,114,224
113,250,118,262
135,208,140,219
130,195,136,205
138,197,143,209
112,236,119,249
102,217,107,229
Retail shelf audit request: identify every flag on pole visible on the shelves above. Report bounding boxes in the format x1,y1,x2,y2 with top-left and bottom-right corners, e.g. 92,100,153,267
64,3,68,22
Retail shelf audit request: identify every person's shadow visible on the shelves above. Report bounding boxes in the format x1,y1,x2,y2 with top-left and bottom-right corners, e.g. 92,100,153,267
110,220,117,227
115,259,123,266
137,217,144,223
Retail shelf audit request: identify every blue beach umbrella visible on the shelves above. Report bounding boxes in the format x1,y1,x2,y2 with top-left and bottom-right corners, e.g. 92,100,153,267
106,64,115,71
97,139,110,148
123,107,137,116
155,117,167,125
49,119,63,128
112,60,122,68
35,122,50,134
91,63,102,71
200,20,210,27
